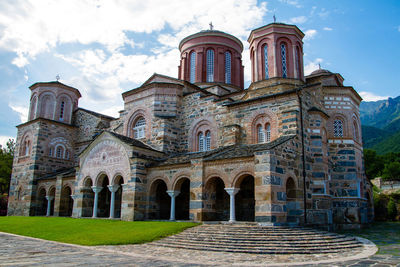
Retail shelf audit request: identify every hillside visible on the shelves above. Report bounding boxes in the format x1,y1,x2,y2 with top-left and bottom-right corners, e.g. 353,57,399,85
360,95,400,154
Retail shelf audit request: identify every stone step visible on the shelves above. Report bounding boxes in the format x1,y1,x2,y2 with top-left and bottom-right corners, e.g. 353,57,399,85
151,242,362,254
178,231,345,239
156,238,361,249
166,235,357,244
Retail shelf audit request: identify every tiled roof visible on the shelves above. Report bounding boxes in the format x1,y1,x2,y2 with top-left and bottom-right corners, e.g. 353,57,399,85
106,131,163,153
153,135,296,166
36,167,76,180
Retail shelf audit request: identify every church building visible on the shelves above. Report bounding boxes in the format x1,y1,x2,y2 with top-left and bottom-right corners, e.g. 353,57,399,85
7,23,373,229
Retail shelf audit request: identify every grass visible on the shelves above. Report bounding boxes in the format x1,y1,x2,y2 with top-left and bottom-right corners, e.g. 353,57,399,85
337,221,400,256
0,216,199,246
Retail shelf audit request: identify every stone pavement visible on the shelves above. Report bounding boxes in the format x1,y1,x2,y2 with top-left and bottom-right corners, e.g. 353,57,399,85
0,232,399,266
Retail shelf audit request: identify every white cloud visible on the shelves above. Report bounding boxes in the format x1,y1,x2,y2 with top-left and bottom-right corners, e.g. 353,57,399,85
304,58,323,75
303,29,317,40
0,136,14,148
359,92,390,102
318,8,330,18
323,27,333,31
9,104,28,123
289,16,307,24
0,0,267,67
279,0,302,8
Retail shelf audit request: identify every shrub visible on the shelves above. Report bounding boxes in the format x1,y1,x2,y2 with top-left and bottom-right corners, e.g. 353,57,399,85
387,199,398,221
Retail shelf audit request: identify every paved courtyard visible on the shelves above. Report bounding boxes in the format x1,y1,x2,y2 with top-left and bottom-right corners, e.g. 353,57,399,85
1,231,399,266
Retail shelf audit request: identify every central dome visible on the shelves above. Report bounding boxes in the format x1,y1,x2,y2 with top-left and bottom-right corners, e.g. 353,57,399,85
178,29,244,89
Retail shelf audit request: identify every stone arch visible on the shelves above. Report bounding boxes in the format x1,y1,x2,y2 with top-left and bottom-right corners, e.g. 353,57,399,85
204,169,228,188
29,94,38,120
81,177,94,217
125,107,152,139
276,37,293,78
148,178,170,220
232,170,254,188
59,185,73,217
285,177,297,200
203,176,229,221
36,187,47,216
250,109,279,144
189,117,217,152
329,113,348,138
234,173,255,221
47,186,56,216
112,174,124,218
96,173,111,218
174,177,191,220
55,93,73,123
38,91,56,119
19,130,33,157
351,113,361,142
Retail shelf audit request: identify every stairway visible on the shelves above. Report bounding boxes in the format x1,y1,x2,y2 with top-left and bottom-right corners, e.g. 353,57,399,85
150,224,363,254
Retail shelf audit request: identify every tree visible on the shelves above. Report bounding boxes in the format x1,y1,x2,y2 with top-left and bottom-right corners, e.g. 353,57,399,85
382,162,400,181
0,139,15,195
387,198,398,221
364,149,384,180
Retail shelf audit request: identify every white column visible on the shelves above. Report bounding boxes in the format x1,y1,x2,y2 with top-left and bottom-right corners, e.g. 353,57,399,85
108,185,120,219
225,188,239,222
45,196,54,216
91,186,103,218
167,190,180,221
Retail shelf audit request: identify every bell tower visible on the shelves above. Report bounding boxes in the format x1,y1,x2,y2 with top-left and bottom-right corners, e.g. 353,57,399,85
248,23,305,82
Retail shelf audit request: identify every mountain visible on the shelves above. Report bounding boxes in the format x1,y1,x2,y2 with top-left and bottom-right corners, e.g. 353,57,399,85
360,95,400,154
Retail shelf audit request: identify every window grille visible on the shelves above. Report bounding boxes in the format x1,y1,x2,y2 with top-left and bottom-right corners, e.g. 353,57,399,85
257,125,265,143
206,50,214,82
281,44,287,78
264,45,269,79
198,132,204,151
56,147,63,158
134,117,146,139
334,119,343,137
205,131,211,151
266,124,271,142
60,101,65,120
225,51,231,84
190,51,196,83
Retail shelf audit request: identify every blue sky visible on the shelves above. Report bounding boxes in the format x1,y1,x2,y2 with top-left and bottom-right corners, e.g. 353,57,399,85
0,0,399,146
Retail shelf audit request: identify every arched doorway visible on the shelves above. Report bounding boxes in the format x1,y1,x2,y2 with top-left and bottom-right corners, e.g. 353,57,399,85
235,175,255,221
203,177,229,221
36,188,47,216
149,179,170,220
97,175,111,218
82,178,94,217
175,178,190,220
48,187,56,216
114,176,124,218
60,186,73,216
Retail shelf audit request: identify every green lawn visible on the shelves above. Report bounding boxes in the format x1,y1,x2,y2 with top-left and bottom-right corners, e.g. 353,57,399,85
337,221,400,256
0,216,199,246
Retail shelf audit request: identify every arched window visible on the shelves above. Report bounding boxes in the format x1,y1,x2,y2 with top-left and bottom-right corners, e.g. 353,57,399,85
295,46,301,78
206,49,214,82
24,141,30,156
190,51,196,83
281,43,287,78
334,119,344,137
134,117,146,139
56,146,64,159
48,147,53,157
225,51,231,84
59,101,65,120
198,132,204,152
65,150,70,160
266,123,271,142
205,131,211,151
353,121,359,141
30,96,37,120
263,45,269,79
257,124,265,143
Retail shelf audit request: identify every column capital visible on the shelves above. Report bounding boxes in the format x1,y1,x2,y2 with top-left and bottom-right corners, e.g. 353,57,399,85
108,184,120,193
45,196,54,201
91,186,103,194
225,188,239,196
166,190,180,198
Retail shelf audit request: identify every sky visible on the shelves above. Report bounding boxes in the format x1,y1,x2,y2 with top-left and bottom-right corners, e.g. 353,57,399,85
0,0,399,146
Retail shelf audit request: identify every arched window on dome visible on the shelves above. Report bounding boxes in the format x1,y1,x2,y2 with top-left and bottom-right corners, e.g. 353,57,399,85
198,132,204,152
59,101,65,121
333,119,344,137
190,51,196,83
225,51,231,84
55,145,65,159
133,117,146,139
295,46,301,79
280,43,287,78
206,49,214,82
263,45,269,79
205,131,211,151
